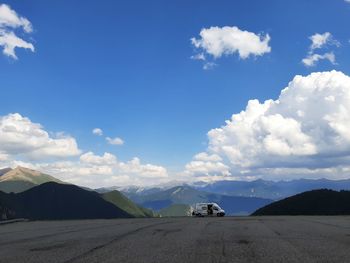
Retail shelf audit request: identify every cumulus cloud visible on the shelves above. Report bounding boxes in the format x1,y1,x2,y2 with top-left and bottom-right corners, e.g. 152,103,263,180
0,4,34,59
80,151,117,166
118,157,168,179
0,113,81,160
191,26,271,59
106,136,124,146
185,71,350,181
92,128,103,136
184,152,231,183
0,113,169,187
302,52,336,67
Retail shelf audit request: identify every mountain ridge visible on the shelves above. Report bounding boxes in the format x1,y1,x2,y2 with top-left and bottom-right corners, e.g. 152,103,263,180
0,182,132,220
0,166,64,193
252,189,350,216
124,185,273,215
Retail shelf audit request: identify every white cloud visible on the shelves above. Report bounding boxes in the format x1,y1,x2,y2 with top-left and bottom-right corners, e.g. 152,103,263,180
0,113,169,187
118,157,168,179
203,62,217,70
302,32,340,67
0,151,9,162
92,128,103,136
185,71,350,181
309,32,339,51
191,26,271,60
345,0,350,4
302,52,336,67
0,4,34,59
80,151,117,166
194,152,223,162
184,152,231,180
7,152,169,188
0,113,81,160
190,53,206,61
106,136,124,146
185,160,231,177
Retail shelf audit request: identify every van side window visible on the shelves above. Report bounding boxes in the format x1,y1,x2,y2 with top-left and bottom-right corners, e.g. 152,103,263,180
202,206,206,210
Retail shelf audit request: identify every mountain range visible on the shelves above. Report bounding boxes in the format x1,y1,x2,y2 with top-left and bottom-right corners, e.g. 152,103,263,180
2,166,350,219
193,178,350,199
122,185,273,216
101,190,155,217
0,167,153,220
0,182,131,220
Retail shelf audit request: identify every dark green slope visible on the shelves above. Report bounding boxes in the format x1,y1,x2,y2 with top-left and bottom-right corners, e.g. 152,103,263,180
0,182,132,220
102,190,154,217
0,181,37,194
252,189,350,216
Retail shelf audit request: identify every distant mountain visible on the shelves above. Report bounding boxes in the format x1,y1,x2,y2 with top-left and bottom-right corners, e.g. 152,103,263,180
0,166,64,193
159,204,192,217
194,178,350,200
127,185,272,215
102,190,154,218
96,185,164,197
0,182,131,220
252,189,350,216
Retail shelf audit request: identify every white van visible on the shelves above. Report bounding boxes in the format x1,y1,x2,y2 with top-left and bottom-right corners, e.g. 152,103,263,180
192,203,225,217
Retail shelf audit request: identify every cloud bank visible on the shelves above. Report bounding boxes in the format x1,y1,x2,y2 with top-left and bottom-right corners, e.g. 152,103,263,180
0,113,81,159
0,113,168,187
185,71,350,181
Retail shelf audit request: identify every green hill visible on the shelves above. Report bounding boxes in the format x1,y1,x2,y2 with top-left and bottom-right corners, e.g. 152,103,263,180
252,189,350,216
102,190,154,217
0,166,64,193
159,204,191,217
0,182,132,220
0,181,36,194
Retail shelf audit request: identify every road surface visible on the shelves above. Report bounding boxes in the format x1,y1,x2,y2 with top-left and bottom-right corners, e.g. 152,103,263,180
0,216,349,263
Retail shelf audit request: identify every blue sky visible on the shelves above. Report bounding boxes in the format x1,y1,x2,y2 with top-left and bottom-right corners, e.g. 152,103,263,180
1,1,350,187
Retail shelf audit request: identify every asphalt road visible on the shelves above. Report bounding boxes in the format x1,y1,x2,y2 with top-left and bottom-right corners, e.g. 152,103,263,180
0,216,349,263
